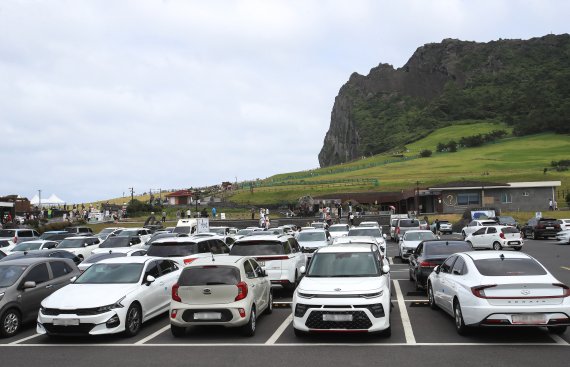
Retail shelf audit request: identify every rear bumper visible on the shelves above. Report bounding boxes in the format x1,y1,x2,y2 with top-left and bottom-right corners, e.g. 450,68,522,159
170,300,251,327
461,305,570,327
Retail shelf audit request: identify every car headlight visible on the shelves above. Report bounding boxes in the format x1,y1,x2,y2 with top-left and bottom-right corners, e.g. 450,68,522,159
96,296,125,313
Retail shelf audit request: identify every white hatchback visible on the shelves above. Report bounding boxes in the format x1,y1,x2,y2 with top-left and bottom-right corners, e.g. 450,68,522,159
328,224,349,239
465,225,523,251
427,251,570,335
292,244,391,336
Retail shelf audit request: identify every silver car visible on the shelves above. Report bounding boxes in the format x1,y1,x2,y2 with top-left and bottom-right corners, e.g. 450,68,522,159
394,219,421,241
0,257,80,337
296,229,332,261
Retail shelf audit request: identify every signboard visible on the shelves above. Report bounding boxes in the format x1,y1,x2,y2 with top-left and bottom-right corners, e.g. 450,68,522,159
197,218,209,233
220,213,226,220
535,212,542,219
471,210,496,220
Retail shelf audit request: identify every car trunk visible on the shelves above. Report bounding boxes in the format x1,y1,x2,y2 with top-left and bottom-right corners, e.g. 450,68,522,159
178,284,239,305
177,266,241,305
478,281,566,306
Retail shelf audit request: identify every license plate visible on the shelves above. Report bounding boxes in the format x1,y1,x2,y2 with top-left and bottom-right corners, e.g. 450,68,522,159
508,241,520,245
53,318,80,326
546,227,554,230
194,312,222,320
512,314,547,325
322,314,353,322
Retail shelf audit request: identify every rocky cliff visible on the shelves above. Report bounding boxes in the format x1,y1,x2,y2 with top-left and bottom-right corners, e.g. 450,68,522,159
318,34,570,167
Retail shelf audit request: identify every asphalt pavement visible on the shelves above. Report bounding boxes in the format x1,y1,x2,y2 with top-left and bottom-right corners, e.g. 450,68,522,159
1,235,569,367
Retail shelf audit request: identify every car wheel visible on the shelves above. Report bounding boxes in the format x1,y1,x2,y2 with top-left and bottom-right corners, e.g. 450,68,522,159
0,309,21,338
466,241,473,249
461,231,466,239
265,291,273,315
514,246,522,251
428,284,438,310
453,300,469,335
170,324,186,338
415,275,422,291
547,326,567,334
492,242,502,251
123,303,142,337
77,254,84,261
240,306,256,337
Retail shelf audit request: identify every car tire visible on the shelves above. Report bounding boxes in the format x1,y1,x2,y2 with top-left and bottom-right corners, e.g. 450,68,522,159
492,242,502,251
240,306,256,337
286,271,299,292
467,241,473,249
461,231,466,239
428,284,438,310
453,300,469,336
548,326,567,334
170,324,186,338
415,275,422,291
265,291,273,315
0,309,21,338
123,303,142,337
409,268,414,281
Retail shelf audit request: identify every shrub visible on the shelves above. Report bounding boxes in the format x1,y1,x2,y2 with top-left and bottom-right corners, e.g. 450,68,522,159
448,140,458,152
419,149,433,157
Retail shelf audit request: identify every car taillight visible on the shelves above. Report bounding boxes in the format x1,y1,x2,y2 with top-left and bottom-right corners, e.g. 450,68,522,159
183,258,197,265
499,232,505,239
537,224,545,229
172,283,181,302
13,236,18,244
553,283,570,297
256,256,289,261
471,284,497,298
396,227,400,234
419,261,437,268
235,281,248,301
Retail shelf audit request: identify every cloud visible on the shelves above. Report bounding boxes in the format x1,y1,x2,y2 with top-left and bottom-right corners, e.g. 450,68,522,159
0,0,569,202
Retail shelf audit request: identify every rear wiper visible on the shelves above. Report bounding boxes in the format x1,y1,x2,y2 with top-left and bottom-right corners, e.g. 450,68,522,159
206,282,227,285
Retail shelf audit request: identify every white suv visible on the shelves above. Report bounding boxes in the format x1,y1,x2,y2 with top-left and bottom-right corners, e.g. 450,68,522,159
465,225,523,251
146,237,230,266
230,235,306,291
292,244,391,336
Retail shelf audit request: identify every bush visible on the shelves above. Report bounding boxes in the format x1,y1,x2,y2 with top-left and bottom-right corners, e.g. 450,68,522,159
436,142,446,152
419,149,433,157
566,192,570,206
448,140,458,152
127,199,153,216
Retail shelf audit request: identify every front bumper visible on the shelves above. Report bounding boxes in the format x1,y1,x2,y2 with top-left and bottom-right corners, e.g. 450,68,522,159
37,308,127,336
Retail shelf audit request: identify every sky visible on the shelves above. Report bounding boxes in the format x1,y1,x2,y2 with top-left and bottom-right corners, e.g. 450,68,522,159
1,0,569,203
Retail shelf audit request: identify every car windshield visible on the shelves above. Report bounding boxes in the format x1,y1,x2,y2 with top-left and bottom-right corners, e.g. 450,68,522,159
76,263,143,284
57,239,86,248
237,229,253,236
0,230,16,237
349,228,381,237
173,227,191,234
230,242,284,256
179,266,240,286
209,228,226,235
146,242,198,257
424,242,472,256
312,223,325,228
404,232,436,241
117,229,138,237
0,265,27,287
501,227,520,234
482,221,497,226
12,242,43,251
329,226,349,232
98,228,118,235
307,252,379,277
99,237,131,248
83,253,126,264
297,232,326,242
473,258,547,276
399,220,420,227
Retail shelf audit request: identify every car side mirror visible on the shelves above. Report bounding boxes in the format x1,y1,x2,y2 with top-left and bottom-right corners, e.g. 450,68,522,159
300,266,306,274
382,265,390,274
434,265,440,274
23,281,37,289
383,234,387,239
145,275,156,285
70,276,77,283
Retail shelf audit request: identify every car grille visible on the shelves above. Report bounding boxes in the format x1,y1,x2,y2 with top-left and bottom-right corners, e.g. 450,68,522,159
43,323,96,335
42,308,103,316
181,309,233,322
306,311,372,330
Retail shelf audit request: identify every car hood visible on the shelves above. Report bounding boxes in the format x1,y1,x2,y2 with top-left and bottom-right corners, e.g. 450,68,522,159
42,283,139,309
401,240,422,248
299,240,328,249
298,276,386,294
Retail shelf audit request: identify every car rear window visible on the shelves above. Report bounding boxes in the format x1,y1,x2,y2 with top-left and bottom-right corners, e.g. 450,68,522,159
501,227,520,234
424,242,472,256
348,228,382,237
84,253,126,264
0,230,16,237
473,258,547,276
178,266,240,286
230,242,284,256
99,237,131,248
147,242,198,257
399,220,419,227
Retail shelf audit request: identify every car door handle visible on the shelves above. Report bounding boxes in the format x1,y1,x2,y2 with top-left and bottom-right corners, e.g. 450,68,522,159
251,284,256,288
46,285,53,289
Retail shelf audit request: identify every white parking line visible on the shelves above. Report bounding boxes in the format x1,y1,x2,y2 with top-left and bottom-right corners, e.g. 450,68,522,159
8,333,42,345
549,333,569,345
265,314,293,345
1,342,568,347
388,257,394,265
393,280,416,344
134,325,170,345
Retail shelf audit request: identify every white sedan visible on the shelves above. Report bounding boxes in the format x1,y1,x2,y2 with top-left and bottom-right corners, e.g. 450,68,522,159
37,256,181,337
398,230,437,261
427,251,570,335
56,236,102,261
465,225,523,251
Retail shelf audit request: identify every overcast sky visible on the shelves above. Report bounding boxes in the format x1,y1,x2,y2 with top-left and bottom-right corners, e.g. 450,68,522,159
1,0,569,203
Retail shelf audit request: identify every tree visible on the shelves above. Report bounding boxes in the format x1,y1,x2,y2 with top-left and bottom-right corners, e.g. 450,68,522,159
447,140,458,152
566,192,570,206
419,149,433,157
436,142,446,152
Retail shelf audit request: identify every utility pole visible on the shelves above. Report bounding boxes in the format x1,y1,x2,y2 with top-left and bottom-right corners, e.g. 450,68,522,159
129,187,134,203
415,181,420,215
38,189,42,208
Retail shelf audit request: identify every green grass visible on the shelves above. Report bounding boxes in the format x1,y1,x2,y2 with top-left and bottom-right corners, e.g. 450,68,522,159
229,126,570,205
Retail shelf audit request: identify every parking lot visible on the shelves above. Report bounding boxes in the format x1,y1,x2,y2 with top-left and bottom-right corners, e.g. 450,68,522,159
1,235,569,366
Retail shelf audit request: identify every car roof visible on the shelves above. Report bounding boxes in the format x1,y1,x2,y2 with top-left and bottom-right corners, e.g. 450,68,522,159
150,237,207,244
317,244,379,253
333,236,377,244
421,240,470,246
63,236,98,239
14,240,54,244
0,257,58,266
329,224,349,227
299,229,326,233
44,230,69,234
463,251,531,261
119,227,147,231
235,235,287,243
98,256,159,265
188,256,246,267
404,230,434,234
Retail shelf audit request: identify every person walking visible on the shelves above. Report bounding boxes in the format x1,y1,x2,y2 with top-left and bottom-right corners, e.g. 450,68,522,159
161,211,166,223
212,207,217,219
435,219,441,236
349,212,355,226
251,208,255,220
554,200,558,211
549,199,554,211
176,210,181,220
187,208,191,218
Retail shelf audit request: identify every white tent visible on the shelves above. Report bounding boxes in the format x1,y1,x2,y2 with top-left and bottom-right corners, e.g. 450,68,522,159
30,194,40,205
29,193,66,206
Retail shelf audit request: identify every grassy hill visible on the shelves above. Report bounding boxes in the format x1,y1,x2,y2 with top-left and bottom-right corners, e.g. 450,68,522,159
229,122,570,205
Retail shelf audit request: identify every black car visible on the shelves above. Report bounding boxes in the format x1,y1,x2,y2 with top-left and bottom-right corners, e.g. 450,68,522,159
492,216,519,229
98,235,142,248
0,249,82,266
408,240,473,291
64,226,93,235
521,217,561,239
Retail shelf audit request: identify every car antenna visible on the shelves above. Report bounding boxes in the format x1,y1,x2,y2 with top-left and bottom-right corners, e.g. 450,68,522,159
500,253,505,261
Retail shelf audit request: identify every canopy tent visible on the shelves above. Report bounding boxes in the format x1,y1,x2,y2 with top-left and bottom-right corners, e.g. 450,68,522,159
30,193,66,206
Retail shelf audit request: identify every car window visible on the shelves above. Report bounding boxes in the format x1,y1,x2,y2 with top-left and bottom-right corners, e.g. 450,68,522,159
473,228,486,235
440,256,456,274
468,221,477,226
20,230,34,237
230,242,284,256
415,243,423,255
487,227,497,234
50,261,73,278
451,257,466,275
158,260,177,275
282,241,292,254
250,259,264,277
45,242,58,249
131,250,146,256
473,258,547,276
288,238,301,253
198,242,210,253
226,237,235,246
243,260,255,278
33,231,40,237
23,263,50,284
178,266,240,286
145,261,161,279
